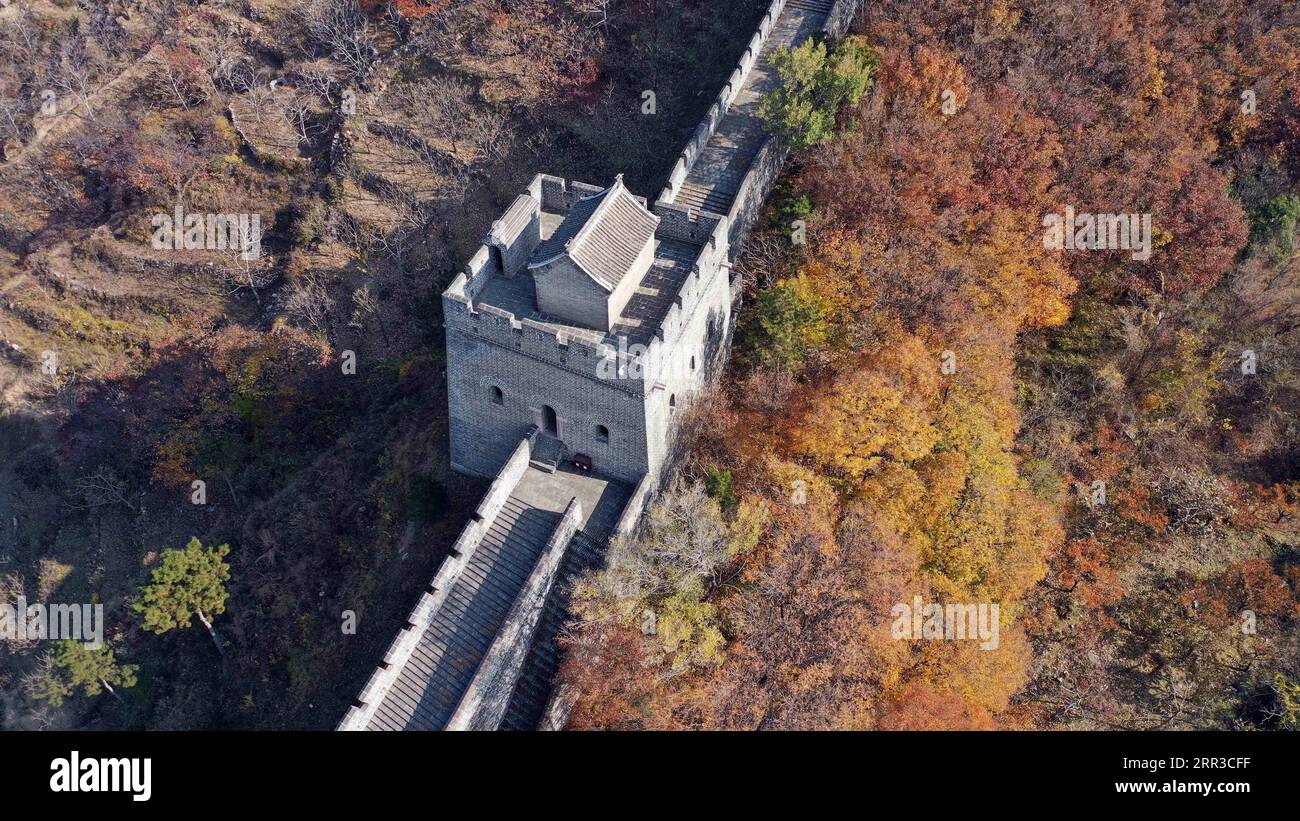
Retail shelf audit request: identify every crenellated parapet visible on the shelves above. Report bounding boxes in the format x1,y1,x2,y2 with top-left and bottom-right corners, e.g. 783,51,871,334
659,0,789,204
652,199,727,247
442,175,733,394
443,291,628,383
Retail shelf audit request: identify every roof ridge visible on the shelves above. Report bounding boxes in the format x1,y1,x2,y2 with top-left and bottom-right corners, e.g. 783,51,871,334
565,174,626,262
527,174,660,295
525,178,621,281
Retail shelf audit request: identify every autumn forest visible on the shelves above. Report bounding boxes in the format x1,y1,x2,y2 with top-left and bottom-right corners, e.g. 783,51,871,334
0,0,1297,735
559,0,1300,730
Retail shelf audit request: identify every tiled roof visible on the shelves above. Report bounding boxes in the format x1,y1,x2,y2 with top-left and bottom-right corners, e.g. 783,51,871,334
528,175,659,291
490,194,538,242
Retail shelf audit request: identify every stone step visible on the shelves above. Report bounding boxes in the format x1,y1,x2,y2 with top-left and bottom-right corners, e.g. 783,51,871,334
678,179,739,199
788,0,835,13
676,184,736,216
386,494,555,729
498,529,611,730
528,435,566,473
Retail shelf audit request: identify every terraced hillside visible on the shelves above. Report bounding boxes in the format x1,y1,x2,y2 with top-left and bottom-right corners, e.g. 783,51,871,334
0,0,766,731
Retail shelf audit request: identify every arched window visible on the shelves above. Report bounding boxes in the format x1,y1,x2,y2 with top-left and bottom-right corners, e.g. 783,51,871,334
596,424,609,443
669,394,676,412
490,386,504,405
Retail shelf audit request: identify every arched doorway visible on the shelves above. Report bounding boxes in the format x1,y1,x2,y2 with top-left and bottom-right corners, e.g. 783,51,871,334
542,404,558,436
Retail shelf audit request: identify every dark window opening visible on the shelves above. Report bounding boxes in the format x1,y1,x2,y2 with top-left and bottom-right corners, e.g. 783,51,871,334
542,404,558,436
596,424,609,443
491,386,504,405
669,394,677,412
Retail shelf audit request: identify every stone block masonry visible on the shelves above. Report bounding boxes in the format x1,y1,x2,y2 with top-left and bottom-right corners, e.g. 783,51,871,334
446,328,655,482
445,495,584,731
443,170,733,485
342,0,864,732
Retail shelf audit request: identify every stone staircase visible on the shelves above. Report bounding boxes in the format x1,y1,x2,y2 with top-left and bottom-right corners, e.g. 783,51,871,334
362,494,560,730
347,454,636,731
672,0,833,218
498,529,608,730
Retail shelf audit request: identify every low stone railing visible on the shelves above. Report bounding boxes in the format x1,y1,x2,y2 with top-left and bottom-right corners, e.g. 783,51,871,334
824,0,863,38
612,472,655,544
444,495,584,731
659,0,788,203
337,433,536,730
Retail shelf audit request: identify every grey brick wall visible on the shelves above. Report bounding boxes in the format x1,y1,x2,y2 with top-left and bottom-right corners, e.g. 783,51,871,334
534,256,619,331
445,175,735,487
447,326,652,483
653,201,727,246
488,194,541,277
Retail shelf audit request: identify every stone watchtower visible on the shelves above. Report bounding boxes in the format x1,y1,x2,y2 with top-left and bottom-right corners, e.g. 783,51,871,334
442,173,734,485
345,0,860,733
529,175,659,333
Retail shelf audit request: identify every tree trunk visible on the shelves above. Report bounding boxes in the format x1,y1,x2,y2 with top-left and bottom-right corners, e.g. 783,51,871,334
196,609,224,656
100,679,122,701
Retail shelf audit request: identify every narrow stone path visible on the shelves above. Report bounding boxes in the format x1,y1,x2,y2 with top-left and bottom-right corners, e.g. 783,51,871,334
670,0,836,216
364,493,560,730
361,463,630,730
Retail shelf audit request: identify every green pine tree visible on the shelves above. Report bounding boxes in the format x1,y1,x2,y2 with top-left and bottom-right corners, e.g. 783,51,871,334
135,537,232,655
739,278,826,372
52,640,138,700
31,641,138,708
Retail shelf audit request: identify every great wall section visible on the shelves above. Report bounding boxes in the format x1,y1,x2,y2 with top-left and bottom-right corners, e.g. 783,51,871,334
338,0,864,732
